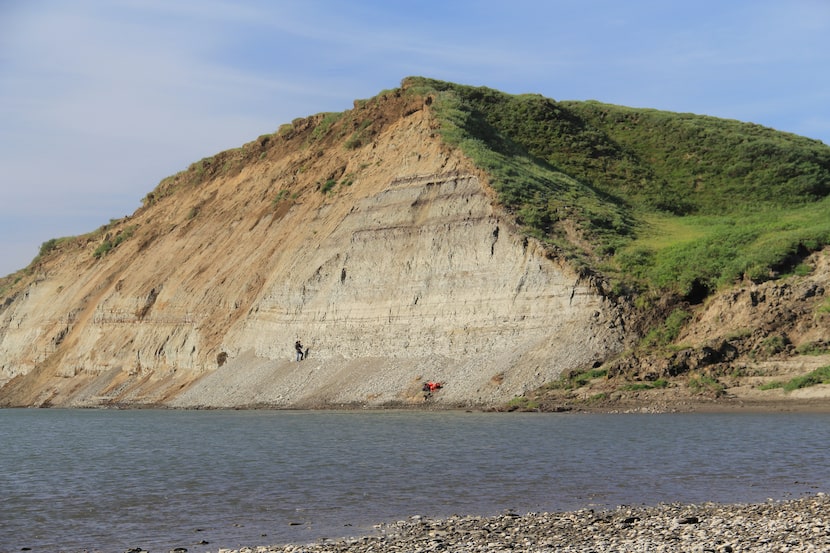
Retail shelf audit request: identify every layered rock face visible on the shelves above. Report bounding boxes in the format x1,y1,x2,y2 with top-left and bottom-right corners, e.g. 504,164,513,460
0,94,627,408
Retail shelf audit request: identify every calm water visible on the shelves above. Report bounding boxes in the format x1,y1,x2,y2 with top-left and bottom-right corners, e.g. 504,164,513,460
1,409,829,552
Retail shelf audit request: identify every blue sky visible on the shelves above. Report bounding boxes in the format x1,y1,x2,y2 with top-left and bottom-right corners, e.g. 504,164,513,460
2,0,829,277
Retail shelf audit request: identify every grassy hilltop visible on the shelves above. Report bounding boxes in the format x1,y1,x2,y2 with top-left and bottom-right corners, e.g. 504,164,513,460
402,77,830,304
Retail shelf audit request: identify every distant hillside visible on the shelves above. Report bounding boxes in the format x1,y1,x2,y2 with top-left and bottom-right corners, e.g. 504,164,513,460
0,77,828,411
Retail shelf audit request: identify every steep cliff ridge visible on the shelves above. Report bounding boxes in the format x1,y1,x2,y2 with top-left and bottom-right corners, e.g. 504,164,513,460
2,78,829,410
0,88,626,408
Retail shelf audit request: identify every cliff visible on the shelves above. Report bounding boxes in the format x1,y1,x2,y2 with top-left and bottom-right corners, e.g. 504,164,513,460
1,78,828,410
0,88,626,408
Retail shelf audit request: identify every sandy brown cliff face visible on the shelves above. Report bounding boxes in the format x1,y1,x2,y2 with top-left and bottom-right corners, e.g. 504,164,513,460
0,92,628,408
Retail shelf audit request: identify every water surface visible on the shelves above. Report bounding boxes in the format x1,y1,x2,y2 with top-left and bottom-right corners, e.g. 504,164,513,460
1,409,828,552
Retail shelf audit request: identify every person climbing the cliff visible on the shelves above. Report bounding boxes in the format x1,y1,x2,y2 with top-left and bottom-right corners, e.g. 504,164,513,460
295,340,304,362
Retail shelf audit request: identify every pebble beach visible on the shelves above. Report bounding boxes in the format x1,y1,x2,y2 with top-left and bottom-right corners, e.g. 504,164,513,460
205,494,829,553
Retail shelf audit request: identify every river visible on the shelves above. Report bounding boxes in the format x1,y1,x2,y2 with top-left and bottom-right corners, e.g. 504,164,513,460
1,408,828,552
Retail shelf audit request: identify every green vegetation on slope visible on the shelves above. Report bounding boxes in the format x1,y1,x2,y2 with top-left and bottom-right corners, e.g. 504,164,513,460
565,102,830,215
759,365,830,392
402,76,830,299
616,201,830,296
405,78,634,268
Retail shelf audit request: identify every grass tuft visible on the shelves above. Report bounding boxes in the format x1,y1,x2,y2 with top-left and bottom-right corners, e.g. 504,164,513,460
782,365,830,391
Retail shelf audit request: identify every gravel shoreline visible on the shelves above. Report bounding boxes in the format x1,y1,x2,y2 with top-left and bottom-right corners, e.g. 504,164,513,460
205,494,829,553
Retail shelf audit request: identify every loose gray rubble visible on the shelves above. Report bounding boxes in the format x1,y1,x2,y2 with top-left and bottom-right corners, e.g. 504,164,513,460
207,493,828,553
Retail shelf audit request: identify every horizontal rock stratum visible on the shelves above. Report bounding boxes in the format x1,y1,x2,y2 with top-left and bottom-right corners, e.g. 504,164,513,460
0,88,627,408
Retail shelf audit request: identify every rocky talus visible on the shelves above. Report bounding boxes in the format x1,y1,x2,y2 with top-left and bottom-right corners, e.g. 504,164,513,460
209,495,830,553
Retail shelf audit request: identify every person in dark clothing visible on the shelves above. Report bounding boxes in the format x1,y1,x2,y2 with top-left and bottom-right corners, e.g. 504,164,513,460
295,340,304,361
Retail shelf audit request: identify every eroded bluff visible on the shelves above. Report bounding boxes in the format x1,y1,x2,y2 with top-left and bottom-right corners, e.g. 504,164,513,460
0,100,627,408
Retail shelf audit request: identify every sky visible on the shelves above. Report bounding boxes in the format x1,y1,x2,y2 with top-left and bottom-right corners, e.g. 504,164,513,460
2,0,829,277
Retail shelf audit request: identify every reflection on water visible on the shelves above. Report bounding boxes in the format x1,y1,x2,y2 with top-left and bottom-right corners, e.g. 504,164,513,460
1,409,828,552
